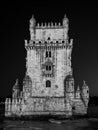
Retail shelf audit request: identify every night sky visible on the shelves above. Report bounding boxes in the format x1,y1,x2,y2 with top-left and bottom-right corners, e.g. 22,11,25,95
0,1,98,97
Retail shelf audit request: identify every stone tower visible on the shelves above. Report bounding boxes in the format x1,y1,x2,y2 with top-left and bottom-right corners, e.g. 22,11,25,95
25,15,73,98
5,14,89,118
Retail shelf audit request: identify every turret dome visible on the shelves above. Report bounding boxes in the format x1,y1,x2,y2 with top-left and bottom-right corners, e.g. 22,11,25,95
65,75,74,81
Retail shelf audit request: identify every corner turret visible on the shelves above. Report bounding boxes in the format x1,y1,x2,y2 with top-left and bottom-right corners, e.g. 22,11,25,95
23,75,32,99
81,81,89,107
12,79,20,99
29,15,36,40
62,14,69,40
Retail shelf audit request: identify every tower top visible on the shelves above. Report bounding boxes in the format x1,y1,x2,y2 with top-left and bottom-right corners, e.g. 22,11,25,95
29,14,68,29
30,15,36,28
29,14,69,41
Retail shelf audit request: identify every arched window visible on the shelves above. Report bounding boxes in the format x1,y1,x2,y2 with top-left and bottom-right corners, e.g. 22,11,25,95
46,80,51,87
48,37,50,40
46,51,51,58
46,65,51,71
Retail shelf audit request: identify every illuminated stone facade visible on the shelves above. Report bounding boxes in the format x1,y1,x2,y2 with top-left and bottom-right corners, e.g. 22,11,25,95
5,14,89,117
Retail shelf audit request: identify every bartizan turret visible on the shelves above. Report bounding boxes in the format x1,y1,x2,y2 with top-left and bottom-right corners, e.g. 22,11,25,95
12,79,20,99
81,80,89,107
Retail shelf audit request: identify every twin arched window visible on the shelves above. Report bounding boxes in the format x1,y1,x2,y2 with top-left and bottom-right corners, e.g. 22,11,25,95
46,51,51,57
46,65,51,71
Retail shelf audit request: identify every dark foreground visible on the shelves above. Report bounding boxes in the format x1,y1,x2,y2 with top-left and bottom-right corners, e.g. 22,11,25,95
0,117,98,130
0,106,98,130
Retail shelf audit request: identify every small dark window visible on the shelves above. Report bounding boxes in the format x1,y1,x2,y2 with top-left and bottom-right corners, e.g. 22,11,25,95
46,80,51,87
48,37,50,40
46,51,48,57
49,51,51,57
72,106,75,110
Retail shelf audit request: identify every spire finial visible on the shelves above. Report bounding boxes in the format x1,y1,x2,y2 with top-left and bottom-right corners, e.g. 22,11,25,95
37,23,40,27
83,80,87,87
45,22,47,27
77,86,80,91
48,23,50,27
55,22,57,27
83,80,86,85
30,15,36,28
62,14,69,27
13,79,19,90
41,22,42,27
51,22,53,27
58,22,61,26
15,79,19,86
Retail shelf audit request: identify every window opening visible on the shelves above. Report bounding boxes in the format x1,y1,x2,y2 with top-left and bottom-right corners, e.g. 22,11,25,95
46,80,51,87
49,51,51,57
46,51,51,58
46,51,48,57
46,65,48,70
49,66,51,70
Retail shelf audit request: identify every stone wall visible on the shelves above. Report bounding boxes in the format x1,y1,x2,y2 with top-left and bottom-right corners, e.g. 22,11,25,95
34,28,67,41
74,99,87,114
26,43,72,97
21,97,65,115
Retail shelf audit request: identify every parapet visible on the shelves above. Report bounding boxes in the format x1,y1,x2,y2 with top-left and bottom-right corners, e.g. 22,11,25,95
29,14,69,41
29,14,68,29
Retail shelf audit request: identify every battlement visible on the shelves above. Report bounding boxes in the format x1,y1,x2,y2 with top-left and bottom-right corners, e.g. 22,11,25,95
30,14,68,29
25,39,73,50
35,22,63,29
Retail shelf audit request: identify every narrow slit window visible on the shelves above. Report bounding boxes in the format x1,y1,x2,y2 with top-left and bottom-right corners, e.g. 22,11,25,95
46,65,48,70
46,51,48,57
49,51,51,57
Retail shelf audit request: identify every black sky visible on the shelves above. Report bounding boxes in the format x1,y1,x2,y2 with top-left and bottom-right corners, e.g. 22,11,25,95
0,1,98,97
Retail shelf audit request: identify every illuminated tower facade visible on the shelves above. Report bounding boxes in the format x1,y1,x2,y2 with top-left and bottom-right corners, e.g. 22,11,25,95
25,15,73,98
5,14,89,118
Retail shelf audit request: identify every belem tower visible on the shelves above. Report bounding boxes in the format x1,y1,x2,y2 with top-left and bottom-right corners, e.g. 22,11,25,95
5,14,89,118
